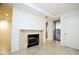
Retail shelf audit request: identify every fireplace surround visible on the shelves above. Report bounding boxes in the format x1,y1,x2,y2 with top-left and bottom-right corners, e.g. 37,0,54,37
19,29,43,50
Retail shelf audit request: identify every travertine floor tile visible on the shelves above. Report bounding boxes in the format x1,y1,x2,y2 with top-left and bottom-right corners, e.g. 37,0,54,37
11,41,79,55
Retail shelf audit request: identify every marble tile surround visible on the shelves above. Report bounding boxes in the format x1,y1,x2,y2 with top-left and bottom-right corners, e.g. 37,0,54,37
19,29,43,50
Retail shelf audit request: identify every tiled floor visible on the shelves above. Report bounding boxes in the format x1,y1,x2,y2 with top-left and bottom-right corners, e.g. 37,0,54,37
11,41,79,55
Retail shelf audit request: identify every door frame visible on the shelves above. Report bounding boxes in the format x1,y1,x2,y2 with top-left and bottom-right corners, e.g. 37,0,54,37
53,20,60,41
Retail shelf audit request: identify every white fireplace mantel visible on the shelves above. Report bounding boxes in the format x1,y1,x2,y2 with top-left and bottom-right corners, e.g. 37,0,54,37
19,29,43,50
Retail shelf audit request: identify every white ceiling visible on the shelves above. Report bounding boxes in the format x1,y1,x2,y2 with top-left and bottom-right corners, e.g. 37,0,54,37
31,3,79,17
13,3,79,18
13,3,46,17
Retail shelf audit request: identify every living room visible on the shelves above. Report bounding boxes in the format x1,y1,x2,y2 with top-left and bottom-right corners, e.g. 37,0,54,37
0,3,79,55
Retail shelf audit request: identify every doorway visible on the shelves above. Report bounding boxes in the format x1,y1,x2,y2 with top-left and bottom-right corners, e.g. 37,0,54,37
53,20,60,41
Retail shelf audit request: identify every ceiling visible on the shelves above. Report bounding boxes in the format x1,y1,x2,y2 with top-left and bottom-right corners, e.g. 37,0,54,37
31,3,79,17
13,3,46,17
13,3,79,18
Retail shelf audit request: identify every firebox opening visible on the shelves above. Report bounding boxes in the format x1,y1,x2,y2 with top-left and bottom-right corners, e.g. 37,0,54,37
27,34,39,47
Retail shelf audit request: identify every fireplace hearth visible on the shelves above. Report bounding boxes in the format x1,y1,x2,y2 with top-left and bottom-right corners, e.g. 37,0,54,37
27,34,39,47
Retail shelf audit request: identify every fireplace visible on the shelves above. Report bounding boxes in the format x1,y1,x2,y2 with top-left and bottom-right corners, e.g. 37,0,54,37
20,29,43,50
28,34,39,47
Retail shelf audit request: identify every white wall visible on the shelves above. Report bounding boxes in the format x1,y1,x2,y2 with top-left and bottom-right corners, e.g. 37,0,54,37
47,19,53,41
61,9,79,50
11,7,46,52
